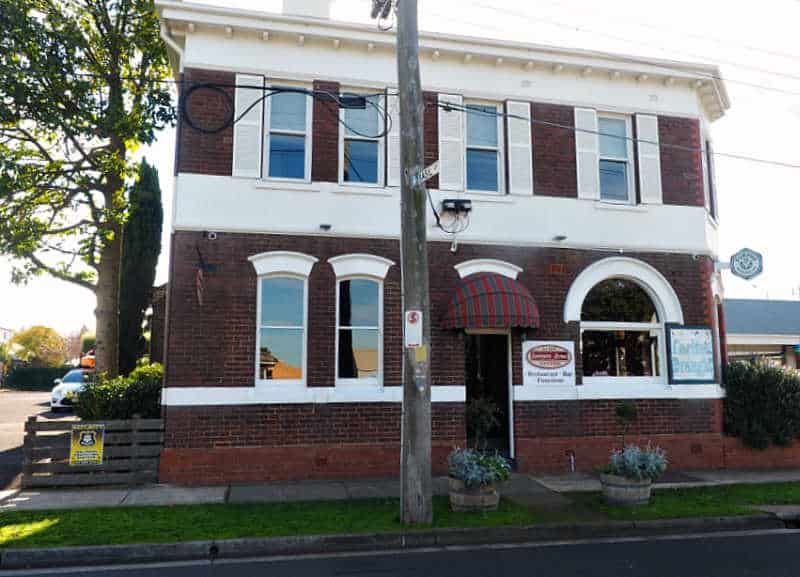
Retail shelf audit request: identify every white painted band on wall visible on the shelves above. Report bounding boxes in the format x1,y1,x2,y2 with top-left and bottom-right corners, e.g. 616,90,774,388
162,384,466,406
161,381,725,406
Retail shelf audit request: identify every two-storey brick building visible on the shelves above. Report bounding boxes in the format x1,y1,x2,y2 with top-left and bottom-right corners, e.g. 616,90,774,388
156,0,733,484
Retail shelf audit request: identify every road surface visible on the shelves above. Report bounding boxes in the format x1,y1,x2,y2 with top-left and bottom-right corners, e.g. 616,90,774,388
0,390,68,489
4,530,800,577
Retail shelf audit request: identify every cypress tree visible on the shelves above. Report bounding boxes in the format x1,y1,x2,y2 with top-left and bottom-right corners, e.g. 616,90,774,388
119,159,163,375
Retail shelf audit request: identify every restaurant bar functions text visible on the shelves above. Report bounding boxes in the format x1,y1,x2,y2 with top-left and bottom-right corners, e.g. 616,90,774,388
523,341,576,387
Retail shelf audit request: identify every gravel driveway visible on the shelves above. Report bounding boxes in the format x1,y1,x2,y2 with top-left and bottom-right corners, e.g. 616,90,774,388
0,389,72,489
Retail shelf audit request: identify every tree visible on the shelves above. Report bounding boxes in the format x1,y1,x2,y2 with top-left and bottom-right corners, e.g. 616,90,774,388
0,0,174,377
118,158,162,374
10,325,68,367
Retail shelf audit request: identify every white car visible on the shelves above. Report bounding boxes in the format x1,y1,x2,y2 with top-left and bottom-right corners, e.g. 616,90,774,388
51,369,92,411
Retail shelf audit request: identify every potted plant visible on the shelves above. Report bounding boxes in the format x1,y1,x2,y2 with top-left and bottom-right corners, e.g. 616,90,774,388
447,447,510,512
600,444,667,506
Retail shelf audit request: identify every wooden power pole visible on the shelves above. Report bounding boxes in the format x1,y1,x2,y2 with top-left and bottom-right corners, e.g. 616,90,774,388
395,0,433,524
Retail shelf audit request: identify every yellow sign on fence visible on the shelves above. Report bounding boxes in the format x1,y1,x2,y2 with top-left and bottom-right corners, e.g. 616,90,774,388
69,423,105,466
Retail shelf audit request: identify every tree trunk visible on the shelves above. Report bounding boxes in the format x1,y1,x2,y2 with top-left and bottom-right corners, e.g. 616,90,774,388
94,214,123,378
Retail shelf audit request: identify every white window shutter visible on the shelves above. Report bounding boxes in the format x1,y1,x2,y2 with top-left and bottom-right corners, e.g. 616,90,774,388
574,107,599,200
636,114,662,204
505,100,533,195
438,93,464,191
232,74,264,178
386,92,401,187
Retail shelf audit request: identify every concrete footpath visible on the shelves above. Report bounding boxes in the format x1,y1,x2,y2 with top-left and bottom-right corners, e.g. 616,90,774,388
2,469,800,512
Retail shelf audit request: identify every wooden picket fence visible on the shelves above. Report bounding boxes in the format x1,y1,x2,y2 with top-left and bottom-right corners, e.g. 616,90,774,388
22,416,163,488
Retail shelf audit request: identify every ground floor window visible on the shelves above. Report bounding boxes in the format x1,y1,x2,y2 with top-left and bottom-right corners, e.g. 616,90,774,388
580,278,664,380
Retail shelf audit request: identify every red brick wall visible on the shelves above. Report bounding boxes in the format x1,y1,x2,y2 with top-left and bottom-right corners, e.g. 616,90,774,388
178,68,235,176
423,91,439,190
532,103,577,198
166,231,715,389
516,433,726,473
175,69,707,209
161,403,464,484
514,399,722,439
659,115,704,206
160,443,456,485
312,80,340,182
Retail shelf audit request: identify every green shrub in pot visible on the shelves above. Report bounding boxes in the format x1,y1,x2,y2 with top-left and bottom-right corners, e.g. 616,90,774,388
601,444,667,506
447,448,511,512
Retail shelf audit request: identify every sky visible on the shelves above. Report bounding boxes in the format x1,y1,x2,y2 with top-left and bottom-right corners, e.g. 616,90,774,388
1,0,799,335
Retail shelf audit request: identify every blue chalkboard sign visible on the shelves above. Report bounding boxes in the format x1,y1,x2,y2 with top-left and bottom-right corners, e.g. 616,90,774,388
665,324,716,384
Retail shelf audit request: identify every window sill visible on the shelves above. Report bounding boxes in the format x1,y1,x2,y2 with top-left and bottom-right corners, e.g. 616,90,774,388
514,381,725,401
465,191,515,204
593,201,649,213
332,185,394,197
254,180,320,193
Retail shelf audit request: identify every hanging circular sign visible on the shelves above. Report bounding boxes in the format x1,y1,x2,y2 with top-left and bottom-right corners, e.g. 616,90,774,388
729,248,763,280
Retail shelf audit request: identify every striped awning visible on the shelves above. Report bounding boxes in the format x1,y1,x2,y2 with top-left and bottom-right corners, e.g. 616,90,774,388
442,272,540,330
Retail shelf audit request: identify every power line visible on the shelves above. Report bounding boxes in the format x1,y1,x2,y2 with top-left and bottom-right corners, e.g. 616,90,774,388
435,100,800,170
465,1,800,85
427,5,800,97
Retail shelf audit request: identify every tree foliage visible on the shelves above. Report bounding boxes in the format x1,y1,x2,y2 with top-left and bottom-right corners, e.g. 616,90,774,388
0,0,174,376
10,325,68,367
119,158,162,375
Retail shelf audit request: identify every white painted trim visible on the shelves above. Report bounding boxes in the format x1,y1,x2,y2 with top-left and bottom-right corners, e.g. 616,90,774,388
173,174,719,258
727,334,800,346
513,382,725,401
248,250,318,277
454,259,522,280
328,253,394,280
563,256,684,324
162,385,466,405
507,332,515,459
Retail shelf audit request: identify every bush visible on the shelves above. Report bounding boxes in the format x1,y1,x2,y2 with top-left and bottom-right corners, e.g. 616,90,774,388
466,397,500,449
447,448,511,488
724,360,800,449
75,363,163,420
4,366,73,390
606,444,668,481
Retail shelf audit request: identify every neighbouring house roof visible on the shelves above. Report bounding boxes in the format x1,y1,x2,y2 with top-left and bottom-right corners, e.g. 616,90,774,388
724,299,800,337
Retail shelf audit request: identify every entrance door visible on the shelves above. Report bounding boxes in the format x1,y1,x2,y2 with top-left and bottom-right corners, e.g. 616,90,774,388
465,333,510,456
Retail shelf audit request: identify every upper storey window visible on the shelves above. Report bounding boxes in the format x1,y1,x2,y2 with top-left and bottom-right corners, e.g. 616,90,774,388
466,103,503,193
266,90,310,180
340,93,384,185
598,115,634,203
231,74,313,181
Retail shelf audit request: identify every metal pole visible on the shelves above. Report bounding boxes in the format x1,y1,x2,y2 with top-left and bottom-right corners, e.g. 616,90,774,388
396,0,432,525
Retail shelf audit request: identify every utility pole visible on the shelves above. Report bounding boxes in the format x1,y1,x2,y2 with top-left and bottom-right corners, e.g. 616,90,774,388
375,0,433,524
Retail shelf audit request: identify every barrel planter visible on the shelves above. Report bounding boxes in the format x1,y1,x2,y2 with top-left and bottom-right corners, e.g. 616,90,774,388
600,473,653,506
448,477,500,512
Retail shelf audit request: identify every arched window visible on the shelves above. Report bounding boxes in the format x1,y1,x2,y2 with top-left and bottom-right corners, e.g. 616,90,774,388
249,251,318,385
580,278,664,381
329,254,394,385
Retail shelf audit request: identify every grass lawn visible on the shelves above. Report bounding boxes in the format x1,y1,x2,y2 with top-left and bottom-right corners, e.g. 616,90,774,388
2,482,799,550
0,497,538,550
569,482,800,521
